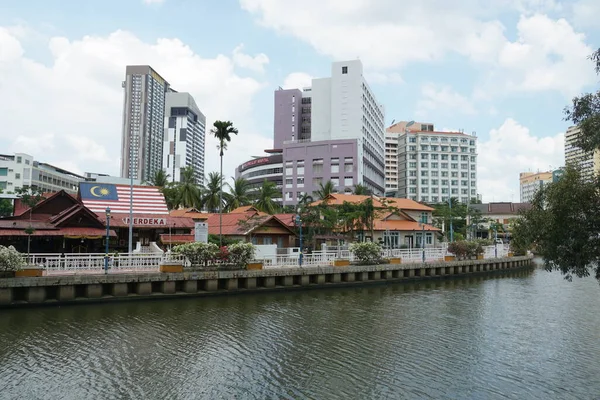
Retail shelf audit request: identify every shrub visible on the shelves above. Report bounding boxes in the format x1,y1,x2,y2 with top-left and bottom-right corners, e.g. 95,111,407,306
172,242,219,266
447,241,468,259
350,241,382,264
227,242,256,268
0,245,24,272
476,238,493,247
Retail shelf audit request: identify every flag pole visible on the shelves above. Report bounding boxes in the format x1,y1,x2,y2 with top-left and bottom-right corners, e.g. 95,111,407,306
128,132,134,255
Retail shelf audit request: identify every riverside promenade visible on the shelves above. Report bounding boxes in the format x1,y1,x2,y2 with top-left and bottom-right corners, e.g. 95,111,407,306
0,256,532,307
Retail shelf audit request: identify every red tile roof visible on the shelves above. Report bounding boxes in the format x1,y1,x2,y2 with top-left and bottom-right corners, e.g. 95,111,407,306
0,227,116,237
159,234,195,244
310,194,433,211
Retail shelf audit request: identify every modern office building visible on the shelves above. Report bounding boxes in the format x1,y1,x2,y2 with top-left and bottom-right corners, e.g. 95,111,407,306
163,92,206,185
519,171,552,203
564,125,600,181
386,122,478,203
0,153,85,194
236,154,283,202
84,172,141,186
120,65,171,183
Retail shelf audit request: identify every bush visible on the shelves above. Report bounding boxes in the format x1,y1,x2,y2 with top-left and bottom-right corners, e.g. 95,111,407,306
448,240,483,259
476,238,493,247
0,245,24,272
350,241,382,264
172,242,219,266
227,242,256,268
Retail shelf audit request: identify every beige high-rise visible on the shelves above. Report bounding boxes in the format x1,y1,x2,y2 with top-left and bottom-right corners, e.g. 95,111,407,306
564,126,600,181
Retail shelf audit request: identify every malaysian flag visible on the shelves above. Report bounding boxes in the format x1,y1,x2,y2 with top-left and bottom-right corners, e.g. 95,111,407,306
79,183,169,215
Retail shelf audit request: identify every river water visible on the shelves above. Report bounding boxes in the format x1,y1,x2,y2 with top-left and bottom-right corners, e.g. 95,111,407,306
1,263,600,399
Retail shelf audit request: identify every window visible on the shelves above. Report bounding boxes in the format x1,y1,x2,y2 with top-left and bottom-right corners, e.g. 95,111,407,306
421,187,428,193
286,167,293,175
461,172,468,178
431,162,438,168
16,156,22,163
441,163,448,169
442,188,448,194
285,178,293,187
451,155,458,161
292,115,295,122
421,179,428,185
421,171,428,177
0,168,7,176
409,162,417,168
441,146,448,151
342,66,348,74
421,162,428,168
471,173,476,179
409,146,417,151
452,189,458,194
451,163,458,169
409,187,417,194
344,164,353,173
432,179,438,185
297,166,305,175
441,154,448,160
409,137,416,143
331,177,340,186
409,179,417,185
421,145,429,151
471,181,476,186
451,180,458,186
451,172,458,178
409,170,417,177
431,154,438,160
431,171,439,177
297,178,304,187
331,164,339,173
432,187,438,193
409,154,417,160
292,95,296,103
421,154,428,159
461,164,468,169
451,146,458,152
344,176,353,186
461,155,469,161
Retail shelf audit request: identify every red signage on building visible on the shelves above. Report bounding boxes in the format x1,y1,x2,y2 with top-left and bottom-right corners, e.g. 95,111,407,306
241,157,270,171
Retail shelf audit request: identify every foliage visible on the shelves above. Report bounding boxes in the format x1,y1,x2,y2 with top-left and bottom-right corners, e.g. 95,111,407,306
172,242,219,267
353,184,369,195
314,180,336,200
224,177,251,212
208,234,238,247
298,193,314,206
513,166,600,280
211,120,239,157
253,180,280,214
564,48,600,154
203,172,223,212
176,166,202,208
476,238,493,247
0,245,24,271
0,189,12,217
15,186,45,249
227,242,256,267
349,241,382,264
447,241,468,259
146,169,170,187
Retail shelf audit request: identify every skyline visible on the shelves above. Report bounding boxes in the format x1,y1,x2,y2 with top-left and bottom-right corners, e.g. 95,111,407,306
0,0,598,202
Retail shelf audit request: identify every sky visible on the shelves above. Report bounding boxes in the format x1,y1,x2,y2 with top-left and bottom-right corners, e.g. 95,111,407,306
0,0,598,203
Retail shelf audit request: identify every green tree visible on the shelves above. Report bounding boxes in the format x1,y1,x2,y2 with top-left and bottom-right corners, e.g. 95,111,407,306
15,186,45,256
432,198,467,240
353,184,369,195
146,169,170,187
564,48,600,153
176,166,201,208
314,180,336,200
203,172,223,213
210,120,239,246
0,189,12,217
224,177,251,212
253,180,280,215
513,166,600,281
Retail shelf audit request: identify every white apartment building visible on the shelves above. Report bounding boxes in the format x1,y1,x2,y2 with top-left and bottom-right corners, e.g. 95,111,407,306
391,126,477,203
0,153,85,194
564,125,600,181
519,171,552,203
120,65,171,183
163,92,206,185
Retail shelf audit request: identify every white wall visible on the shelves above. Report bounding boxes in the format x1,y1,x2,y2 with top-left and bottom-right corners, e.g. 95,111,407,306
310,78,332,142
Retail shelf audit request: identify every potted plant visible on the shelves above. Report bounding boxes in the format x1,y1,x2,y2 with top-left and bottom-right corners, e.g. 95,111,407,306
0,245,24,278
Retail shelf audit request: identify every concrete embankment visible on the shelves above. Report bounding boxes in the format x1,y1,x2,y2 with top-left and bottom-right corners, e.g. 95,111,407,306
0,256,532,308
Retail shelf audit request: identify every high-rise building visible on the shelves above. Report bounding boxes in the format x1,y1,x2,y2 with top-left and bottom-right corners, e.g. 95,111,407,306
519,171,552,203
163,92,206,185
120,65,171,183
0,153,85,193
387,122,478,203
564,126,600,181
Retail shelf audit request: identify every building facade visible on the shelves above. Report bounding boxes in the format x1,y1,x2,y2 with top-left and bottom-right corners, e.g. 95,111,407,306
519,171,552,203
235,155,283,202
163,92,206,185
389,124,478,203
564,125,600,181
120,65,171,183
0,153,85,194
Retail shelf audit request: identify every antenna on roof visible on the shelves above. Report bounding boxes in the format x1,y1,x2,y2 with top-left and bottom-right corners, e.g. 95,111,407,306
406,121,415,127
391,119,395,125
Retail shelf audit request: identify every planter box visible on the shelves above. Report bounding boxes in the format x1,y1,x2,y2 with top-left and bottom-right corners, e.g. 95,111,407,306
334,259,350,267
16,268,44,277
247,262,263,270
477,255,484,260
159,263,183,273
444,255,456,262
507,252,514,257
389,258,402,264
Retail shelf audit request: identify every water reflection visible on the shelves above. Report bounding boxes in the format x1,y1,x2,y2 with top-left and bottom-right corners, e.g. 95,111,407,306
1,267,599,399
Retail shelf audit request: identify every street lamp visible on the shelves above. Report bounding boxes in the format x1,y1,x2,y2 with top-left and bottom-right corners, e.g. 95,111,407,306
419,215,426,263
448,195,454,242
295,210,303,267
169,222,175,252
494,225,498,258
104,207,111,274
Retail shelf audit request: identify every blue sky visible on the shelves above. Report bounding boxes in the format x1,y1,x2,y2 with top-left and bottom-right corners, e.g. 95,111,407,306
0,0,598,201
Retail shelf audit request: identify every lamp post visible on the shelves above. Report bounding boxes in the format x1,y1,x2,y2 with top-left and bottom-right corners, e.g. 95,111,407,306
448,195,454,242
494,225,498,258
295,211,303,267
419,216,426,263
169,222,175,252
104,207,111,274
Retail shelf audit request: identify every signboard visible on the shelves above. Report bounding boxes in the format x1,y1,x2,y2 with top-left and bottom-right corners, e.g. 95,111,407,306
195,222,208,243
240,157,270,171
122,217,167,226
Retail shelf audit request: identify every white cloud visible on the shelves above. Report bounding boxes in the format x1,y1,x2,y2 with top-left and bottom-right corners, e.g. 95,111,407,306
232,43,269,73
365,71,403,85
143,0,165,4
282,72,313,89
0,28,271,185
416,83,476,117
240,0,596,96
571,0,600,29
478,118,564,202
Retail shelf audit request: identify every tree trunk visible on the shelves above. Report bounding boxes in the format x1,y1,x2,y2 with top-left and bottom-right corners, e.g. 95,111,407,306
219,154,223,247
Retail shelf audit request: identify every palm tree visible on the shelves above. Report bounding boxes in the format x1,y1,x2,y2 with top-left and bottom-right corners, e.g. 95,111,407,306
353,183,369,195
203,172,223,213
224,177,251,212
177,166,201,208
210,120,239,246
314,180,336,200
298,193,314,206
253,180,280,214
146,169,170,187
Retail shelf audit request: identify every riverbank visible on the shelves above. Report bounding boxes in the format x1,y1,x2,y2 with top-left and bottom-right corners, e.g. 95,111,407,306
0,256,532,307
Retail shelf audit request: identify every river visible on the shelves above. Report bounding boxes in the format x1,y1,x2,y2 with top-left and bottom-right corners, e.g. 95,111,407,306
1,262,600,399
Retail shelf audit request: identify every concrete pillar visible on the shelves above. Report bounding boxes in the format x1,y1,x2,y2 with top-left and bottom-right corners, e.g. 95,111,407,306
57,285,75,301
26,287,46,303
316,275,326,284
331,273,341,283
419,268,426,277
112,283,128,297
371,271,381,280
161,281,176,294
226,279,238,291
408,269,415,277
245,278,257,289
0,288,13,305
205,279,218,291
344,273,355,282
264,277,275,288
299,275,310,286
282,276,294,286
85,284,103,298
136,282,152,295
183,280,197,293
357,272,368,281
438,268,445,276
